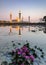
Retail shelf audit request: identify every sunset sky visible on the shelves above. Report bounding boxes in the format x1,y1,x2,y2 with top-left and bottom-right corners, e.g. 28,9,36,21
0,0,46,22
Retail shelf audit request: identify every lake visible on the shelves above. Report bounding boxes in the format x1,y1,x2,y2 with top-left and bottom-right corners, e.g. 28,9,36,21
0,25,46,64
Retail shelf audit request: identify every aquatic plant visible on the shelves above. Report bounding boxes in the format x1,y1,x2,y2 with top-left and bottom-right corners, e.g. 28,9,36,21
1,43,46,65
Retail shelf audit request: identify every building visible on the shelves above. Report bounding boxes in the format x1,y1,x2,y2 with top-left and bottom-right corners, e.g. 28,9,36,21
10,13,12,23
19,11,21,22
28,16,30,23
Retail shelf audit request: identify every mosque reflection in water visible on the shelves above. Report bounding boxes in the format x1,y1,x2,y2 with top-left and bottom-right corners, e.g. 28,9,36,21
9,26,22,35
9,25,46,35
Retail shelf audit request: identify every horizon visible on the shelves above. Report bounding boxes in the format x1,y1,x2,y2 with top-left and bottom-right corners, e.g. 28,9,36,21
0,0,46,22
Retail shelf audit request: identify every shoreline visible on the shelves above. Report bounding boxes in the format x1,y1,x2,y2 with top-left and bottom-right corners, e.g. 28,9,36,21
0,22,46,26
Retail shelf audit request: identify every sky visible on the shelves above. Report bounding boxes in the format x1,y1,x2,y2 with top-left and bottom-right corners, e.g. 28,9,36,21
0,0,46,22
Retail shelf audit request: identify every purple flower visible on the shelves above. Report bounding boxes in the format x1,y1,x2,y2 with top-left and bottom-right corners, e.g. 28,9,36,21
21,46,28,52
16,48,20,51
17,51,21,55
25,56,29,59
22,52,26,57
16,49,22,55
30,55,34,61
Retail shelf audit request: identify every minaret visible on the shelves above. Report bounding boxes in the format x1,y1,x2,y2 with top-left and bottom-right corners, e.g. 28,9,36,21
28,16,30,23
10,12,12,23
19,11,21,22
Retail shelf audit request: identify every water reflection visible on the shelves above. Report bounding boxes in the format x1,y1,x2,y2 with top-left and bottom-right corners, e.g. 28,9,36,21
28,26,37,32
2,25,45,36
11,25,46,34
0,25,46,64
0,25,46,37
14,26,22,35
19,27,21,35
8,26,22,35
11,25,46,35
28,26,30,32
9,26,12,35
43,26,46,33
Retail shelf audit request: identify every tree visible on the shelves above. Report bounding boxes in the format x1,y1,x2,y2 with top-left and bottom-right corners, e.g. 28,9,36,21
43,16,46,22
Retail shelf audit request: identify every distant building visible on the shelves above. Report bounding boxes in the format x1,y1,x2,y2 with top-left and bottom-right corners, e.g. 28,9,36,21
10,13,12,23
12,19,17,23
28,16,30,23
19,11,21,22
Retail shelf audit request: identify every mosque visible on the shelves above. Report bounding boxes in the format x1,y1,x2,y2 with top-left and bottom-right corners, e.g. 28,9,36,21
10,11,21,23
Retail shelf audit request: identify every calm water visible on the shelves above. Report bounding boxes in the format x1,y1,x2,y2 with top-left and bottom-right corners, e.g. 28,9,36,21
0,25,46,64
